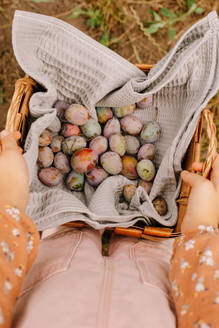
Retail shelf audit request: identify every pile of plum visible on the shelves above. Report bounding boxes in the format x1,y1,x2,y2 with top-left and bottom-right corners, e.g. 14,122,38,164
38,99,167,216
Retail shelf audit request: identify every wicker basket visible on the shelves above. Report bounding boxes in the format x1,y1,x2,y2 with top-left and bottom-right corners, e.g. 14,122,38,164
5,64,218,240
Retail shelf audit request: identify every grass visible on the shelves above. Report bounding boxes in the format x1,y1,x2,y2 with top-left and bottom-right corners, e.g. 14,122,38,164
0,0,218,147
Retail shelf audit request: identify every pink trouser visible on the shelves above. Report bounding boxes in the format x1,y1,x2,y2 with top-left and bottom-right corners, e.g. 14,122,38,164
12,226,176,328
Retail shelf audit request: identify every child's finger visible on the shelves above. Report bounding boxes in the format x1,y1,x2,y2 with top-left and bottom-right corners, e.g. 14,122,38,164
13,131,21,141
0,130,20,152
192,162,203,172
181,170,206,188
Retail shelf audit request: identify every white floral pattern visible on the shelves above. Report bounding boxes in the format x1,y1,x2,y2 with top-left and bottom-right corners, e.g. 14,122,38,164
14,266,23,277
195,320,211,328
213,270,219,280
26,232,34,254
5,206,20,222
178,235,185,246
180,258,189,271
181,304,189,315
214,292,219,304
0,307,4,324
12,228,20,237
185,239,195,250
199,246,215,266
198,225,215,233
195,277,205,292
0,205,37,327
192,272,198,281
4,278,12,295
1,241,14,262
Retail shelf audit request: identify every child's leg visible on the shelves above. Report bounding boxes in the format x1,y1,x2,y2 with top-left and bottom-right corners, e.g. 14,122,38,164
13,226,104,327
105,235,176,328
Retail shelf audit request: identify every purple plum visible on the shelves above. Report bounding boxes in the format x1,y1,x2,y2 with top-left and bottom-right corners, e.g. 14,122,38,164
39,167,63,187
54,152,70,173
86,167,108,186
109,134,126,156
100,152,122,175
38,146,54,168
71,148,98,173
103,117,120,138
123,184,137,202
89,136,108,156
65,104,89,126
137,159,155,181
125,135,140,155
66,171,84,191
141,121,161,143
120,115,142,135
137,143,155,161
96,107,113,124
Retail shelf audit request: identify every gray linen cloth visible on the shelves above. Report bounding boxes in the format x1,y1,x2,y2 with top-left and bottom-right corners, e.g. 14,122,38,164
12,10,219,231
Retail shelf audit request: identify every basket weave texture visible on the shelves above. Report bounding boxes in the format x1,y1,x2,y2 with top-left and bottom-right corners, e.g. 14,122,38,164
8,10,219,234
5,69,217,237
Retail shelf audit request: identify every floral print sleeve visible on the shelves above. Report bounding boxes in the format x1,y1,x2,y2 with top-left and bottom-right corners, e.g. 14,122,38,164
169,225,219,328
0,203,39,328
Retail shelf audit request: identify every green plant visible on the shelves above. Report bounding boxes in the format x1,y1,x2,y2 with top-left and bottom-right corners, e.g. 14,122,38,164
68,5,121,47
0,6,5,11
145,0,204,41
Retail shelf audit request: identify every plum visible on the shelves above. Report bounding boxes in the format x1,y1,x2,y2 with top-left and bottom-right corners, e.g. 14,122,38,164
137,95,153,109
71,148,98,173
113,104,136,118
61,123,80,137
125,135,140,155
39,129,52,147
103,117,120,138
137,143,155,161
39,167,63,187
89,136,108,156
152,197,167,216
120,115,142,135
121,156,138,180
50,135,64,153
62,136,87,156
54,152,70,173
141,121,161,143
54,100,70,121
138,180,153,194
38,147,54,168
96,107,113,124
100,152,122,175
48,117,61,133
123,184,136,202
86,167,108,186
66,171,84,191
65,104,89,126
109,134,126,156
137,159,155,181
81,118,101,138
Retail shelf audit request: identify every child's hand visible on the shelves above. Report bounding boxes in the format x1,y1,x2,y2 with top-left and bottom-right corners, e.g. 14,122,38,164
0,130,29,211
180,154,219,233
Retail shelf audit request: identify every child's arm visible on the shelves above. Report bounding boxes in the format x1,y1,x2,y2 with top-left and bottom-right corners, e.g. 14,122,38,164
0,204,39,328
0,131,40,327
170,226,219,328
170,155,219,327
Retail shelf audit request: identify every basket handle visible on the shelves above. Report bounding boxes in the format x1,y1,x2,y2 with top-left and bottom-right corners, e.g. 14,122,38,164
202,108,218,178
5,75,36,139
176,107,217,231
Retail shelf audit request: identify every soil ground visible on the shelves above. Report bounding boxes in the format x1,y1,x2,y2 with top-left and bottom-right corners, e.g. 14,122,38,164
0,0,218,152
